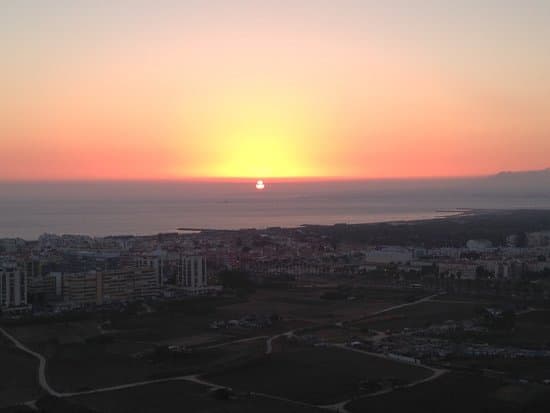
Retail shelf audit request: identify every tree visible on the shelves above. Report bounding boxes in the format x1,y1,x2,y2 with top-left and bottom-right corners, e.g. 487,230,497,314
497,310,516,331
516,232,528,248
218,270,256,292
476,266,493,279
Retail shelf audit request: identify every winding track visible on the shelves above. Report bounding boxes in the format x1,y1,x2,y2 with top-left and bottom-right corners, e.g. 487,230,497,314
0,326,61,397
1,292,446,411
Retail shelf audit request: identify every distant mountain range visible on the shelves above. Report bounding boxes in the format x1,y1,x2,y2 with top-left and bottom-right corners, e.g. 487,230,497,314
478,168,550,193
492,168,550,179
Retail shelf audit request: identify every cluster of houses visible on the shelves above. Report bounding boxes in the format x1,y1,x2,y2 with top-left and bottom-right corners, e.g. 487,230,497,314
2,226,550,315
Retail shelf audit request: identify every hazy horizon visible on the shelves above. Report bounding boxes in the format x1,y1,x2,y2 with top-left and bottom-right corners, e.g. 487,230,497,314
2,176,549,239
1,166,549,183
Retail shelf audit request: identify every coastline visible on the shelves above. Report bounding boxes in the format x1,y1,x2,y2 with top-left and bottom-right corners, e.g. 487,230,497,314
4,208,550,241
177,208,544,236
178,208,478,233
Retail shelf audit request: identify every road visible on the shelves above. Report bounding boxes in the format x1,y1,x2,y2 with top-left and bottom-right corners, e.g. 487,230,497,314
320,344,447,412
265,330,295,354
0,326,62,397
369,293,443,316
62,374,226,398
330,343,447,380
251,391,322,411
365,330,388,343
203,335,268,350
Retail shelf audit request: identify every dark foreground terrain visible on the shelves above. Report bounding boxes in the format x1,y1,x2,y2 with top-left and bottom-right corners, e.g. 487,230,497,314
2,282,550,412
2,210,550,412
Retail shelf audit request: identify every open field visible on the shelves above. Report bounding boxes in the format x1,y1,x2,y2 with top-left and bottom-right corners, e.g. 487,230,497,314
206,345,432,405
216,287,421,323
3,287,514,411
0,337,43,407
0,407,34,413
3,286,423,394
5,316,265,393
3,320,101,346
304,326,354,342
450,358,550,381
346,372,550,413
352,300,481,332
5,286,424,349
489,310,550,347
69,381,323,413
445,311,550,380
447,309,550,350
516,310,550,345
1,286,435,404
2,290,322,392
40,339,265,392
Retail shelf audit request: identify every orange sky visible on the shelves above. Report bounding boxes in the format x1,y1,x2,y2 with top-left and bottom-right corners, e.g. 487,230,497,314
1,2,549,180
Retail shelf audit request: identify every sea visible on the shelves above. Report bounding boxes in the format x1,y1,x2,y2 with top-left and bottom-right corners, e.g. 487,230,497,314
1,179,550,240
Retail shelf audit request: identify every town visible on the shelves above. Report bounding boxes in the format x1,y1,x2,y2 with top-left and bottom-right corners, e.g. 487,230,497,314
1,209,550,412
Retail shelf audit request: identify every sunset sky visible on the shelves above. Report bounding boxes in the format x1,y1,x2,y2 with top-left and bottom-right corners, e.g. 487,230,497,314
1,1,549,180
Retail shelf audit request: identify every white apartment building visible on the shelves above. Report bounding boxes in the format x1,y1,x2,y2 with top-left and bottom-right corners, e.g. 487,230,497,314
437,262,478,280
177,255,209,294
0,263,28,310
135,250,165,286
29,267,160,307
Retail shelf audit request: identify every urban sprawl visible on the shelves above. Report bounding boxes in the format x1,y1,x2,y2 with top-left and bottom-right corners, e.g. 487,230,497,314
2,211,550,411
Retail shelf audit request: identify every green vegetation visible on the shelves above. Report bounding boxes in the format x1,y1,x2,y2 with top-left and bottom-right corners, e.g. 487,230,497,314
218,270,257,294
309,209,550,247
